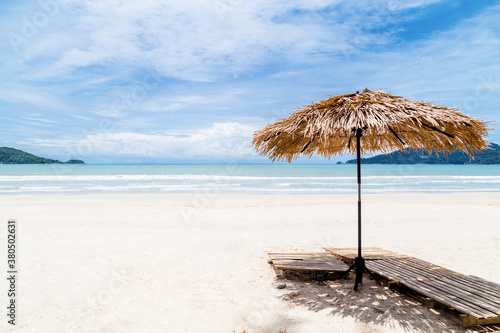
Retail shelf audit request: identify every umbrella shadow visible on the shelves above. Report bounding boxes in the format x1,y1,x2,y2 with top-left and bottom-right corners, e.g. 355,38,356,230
278,274,469,333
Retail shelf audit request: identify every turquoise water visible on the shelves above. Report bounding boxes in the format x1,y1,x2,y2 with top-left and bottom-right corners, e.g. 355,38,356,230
0,164,499,194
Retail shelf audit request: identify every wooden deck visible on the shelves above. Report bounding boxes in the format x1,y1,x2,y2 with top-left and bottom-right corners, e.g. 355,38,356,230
268,248,500,328
267,252,349,277
324,246,407,263
364,257,500,327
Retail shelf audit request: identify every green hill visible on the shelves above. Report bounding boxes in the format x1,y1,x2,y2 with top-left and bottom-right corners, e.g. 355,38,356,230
0,147,84,164
345,143,500,164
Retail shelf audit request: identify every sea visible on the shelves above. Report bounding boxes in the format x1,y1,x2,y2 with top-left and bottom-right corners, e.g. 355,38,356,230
0,164,499,195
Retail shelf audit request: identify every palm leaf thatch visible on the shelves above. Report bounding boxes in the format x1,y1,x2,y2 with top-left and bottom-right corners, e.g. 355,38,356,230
253,88,490,162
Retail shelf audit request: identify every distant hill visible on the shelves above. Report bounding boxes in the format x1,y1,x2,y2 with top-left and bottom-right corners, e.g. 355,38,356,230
0,147,84,164
345,143,500,164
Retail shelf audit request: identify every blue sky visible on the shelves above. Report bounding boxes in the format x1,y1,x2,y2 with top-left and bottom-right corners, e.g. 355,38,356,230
0,0,499,163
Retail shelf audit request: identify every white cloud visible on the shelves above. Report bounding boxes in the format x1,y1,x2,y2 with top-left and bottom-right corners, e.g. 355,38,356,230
0,85,69,110
136,89,247,112
91,108,127,118
18,122,259,160
196,122,255,138
386,0,444,11
3,0,500,160
32,46,112,79
18,0,447,81
22,116,60,124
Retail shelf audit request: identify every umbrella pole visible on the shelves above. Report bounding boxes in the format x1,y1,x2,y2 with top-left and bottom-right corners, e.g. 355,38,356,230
357,130,362,259
334,129,378,291
354,129,365,291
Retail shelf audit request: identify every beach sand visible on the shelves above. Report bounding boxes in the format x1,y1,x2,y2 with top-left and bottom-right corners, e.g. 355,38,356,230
0,193,499,332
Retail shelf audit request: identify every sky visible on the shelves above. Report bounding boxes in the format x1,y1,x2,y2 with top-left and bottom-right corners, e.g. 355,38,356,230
0,0,499,163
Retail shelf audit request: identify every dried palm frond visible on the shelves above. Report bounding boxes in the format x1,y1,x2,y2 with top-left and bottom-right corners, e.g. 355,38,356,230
253,88,490,162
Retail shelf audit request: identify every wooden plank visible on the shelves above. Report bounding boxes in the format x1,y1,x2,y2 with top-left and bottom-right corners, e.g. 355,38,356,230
273,262,347,270
324,247,405,261
437,278,500,314
273,265,347,270
366,260,423,282
268,252,349,273
452,276,500,299
269,252,341,258
272,259,345,265
437,279,500,314
269,252,334,260
461,314,478,327
438,277,500,309
273,258,346,263
373,259,436,279
394,257,461,277
405,279,500,323
401,278,487,319
366,258,500,324
367,259,439,281
467,276,500,290
273,263,348,268
386,257,456,276
418,279,500,317
383,258,500,307
366,260,415,280
273,260,347,267
396,266,500,301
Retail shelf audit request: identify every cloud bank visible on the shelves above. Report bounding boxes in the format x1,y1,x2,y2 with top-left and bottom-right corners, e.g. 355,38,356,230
0,0,498,162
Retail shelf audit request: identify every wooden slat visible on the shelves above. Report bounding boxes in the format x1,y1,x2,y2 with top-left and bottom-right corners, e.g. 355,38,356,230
371,259,438,279
401,278,488,319
379,259,500,311
366,260,423,282
419,279,499,317
268,252,349,273
324,247,406,262
367,260,500,317
395,257,461,277
427,278,500,315
364,255,500,327
439,277,500,309
273,265,347,272
454,276,500,299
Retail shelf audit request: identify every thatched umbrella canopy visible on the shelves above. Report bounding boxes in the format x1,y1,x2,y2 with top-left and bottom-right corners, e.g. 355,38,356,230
253,88,490,162
252,88,490,291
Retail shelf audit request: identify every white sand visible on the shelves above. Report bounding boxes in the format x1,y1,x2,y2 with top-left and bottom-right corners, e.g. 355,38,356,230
0,193,499,332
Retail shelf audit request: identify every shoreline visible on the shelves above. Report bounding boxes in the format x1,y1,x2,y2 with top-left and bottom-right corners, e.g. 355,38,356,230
1,189,500,196
1,163,499,196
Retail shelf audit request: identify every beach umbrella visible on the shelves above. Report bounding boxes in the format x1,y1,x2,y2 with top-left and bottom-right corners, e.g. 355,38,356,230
252,88,490,291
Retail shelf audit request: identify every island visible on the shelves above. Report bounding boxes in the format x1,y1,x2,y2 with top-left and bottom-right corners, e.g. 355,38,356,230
344,142,500,164
0,147,85,164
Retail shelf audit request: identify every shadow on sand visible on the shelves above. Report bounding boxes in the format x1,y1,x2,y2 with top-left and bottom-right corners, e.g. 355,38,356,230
277,273,471,333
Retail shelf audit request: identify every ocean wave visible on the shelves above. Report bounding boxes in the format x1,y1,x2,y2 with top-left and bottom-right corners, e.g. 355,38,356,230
0,164,499,194
0,174,499,182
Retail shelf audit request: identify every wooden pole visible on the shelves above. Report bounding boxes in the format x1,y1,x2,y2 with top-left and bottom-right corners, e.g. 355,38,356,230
356,129,362,259
354,128,365,291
